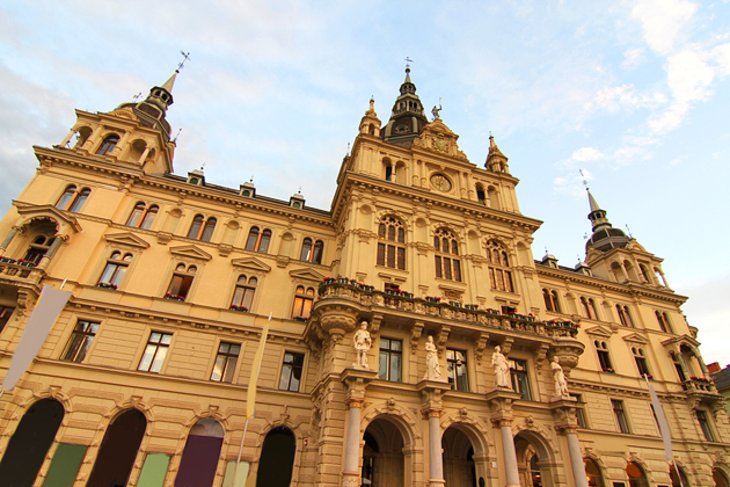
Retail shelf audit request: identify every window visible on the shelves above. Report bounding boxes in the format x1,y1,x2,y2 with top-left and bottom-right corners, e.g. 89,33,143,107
97,251,132,289
379,338,402,382
696,409,716,441
632,347,651,378
291,285,315,320
434,228,461,281
187,214,217,242
0,305,15,333
571,394,587,428
210,342,240,383
656,311,672,333
300,238,324,264
126,202,158,229
245,226,271,253
486,239,513,292
377,216,406,270
231,275,257,312
616,304,634,327
165,263,196,301
595,340,614,373
612,399,630,433
543,289,561,313
279,351,305,392
510,359,532,400
476,184,486,205
671,352,687,382
581,296,599,320
23,235,55,266
446,349,468,392
62,319,99,363
96,134,119,155
56,185,91,212
138,331,172,373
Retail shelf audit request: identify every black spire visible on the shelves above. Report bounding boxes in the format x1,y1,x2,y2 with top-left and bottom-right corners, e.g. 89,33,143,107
381,63,429,146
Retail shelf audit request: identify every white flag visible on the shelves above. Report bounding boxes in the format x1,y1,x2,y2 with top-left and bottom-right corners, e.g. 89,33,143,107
646,375,673,462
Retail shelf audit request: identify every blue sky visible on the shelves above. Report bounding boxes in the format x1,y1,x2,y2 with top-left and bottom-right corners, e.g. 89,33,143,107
1,1,728,365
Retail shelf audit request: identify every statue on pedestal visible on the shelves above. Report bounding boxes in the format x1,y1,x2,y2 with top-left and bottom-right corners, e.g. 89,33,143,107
551,356,570,397
424,336,441,380
491,345,513,389
353,321,372,369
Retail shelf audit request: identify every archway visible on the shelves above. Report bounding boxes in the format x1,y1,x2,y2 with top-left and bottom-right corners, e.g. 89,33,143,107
626,461,649,487
714,466,730,487
0,398,64,485
585,458,605,487
255,426,296,487
361,416,406,486
442,426,477,487
670,464,691,487
175,418,224,487
87,408,147,487
514,431,555,487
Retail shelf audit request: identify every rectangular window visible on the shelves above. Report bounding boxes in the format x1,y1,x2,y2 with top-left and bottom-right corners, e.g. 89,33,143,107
612,399,630,433
0,305,15,333
510,359,532,400
571,394,587,428
138,331,172,373
62,319,100,363
279,351,305,392
446,349,469,392
210,341,240,383
379,338,402,382
696,409,716,442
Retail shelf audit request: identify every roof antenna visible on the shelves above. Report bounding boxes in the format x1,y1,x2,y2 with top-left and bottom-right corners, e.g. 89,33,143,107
172,127,183,143
625,224,634,238
132,92,143,101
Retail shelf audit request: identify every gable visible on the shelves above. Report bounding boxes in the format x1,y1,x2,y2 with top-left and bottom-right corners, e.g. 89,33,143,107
622,333,648,344
289,267,325,283
104,232,150,249
231,257,272,273
169,245,212,261
584,325,613,338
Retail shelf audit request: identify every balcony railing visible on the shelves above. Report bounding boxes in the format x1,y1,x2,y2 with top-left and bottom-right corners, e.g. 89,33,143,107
0,258,44,284
682,377,716,393
318,278,579,338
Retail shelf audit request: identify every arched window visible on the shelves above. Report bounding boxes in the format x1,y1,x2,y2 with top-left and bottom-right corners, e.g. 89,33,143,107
23,235,55,266
126,202,158,229
165,263,196,301
377,216,406,270
639,263,652,283
584,458,605,487
626,461,649,487
96,134,119,155
581,296,598,320
434,228,461,281
656,311,672,333
543,289,561,313
98,251,132,289
231,275,257,312
476,184,486,205
312,240,324,264
299,238,312,261
595,340,613,373
175,418,225,486
56,185,91,212
616,304,634,327
486,240,513,292
291,285,315,320
187,215,216,242
245,227,271,253
87,409,147,487
299,238,325,264
632,347,651,377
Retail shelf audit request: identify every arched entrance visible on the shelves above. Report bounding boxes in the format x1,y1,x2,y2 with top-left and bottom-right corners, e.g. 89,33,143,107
87,408,147,487
714,466,730,487
255,426,296,487
361,416,406,486
514,431,555,487
0,398,64,485
626,461,649,487
585,458,605,487
442,425,483,487
670,464,690,487
175,418,224,487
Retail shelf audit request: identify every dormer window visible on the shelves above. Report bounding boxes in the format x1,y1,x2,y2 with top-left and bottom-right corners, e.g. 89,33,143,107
96,134,119,155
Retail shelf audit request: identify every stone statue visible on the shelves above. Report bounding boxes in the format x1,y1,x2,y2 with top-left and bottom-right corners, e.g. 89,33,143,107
353,321,372,369
491,345,513,388
551,356,569,397
431,104,442,120
424,336,441,380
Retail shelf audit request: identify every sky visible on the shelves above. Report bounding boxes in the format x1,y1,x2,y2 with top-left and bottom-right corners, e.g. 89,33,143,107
0,1,728,366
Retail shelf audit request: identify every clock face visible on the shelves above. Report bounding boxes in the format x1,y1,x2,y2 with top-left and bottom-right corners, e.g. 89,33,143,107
430,173,452,192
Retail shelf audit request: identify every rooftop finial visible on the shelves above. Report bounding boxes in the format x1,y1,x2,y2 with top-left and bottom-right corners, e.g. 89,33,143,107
172,127,183,143
132,92,143,101
625,224,633,238
405,56,413,71
177,51,191,73
579,169,590,191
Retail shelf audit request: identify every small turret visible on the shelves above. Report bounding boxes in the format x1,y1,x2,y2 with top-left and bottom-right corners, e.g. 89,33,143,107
485,135,510,174
584,188,630,252
358,98,382,137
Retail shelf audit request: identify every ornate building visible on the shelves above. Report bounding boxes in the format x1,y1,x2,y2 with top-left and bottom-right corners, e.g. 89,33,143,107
0,65,728,487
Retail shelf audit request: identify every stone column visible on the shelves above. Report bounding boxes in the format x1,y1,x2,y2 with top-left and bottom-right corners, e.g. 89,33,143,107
341,368,377,487
418,379,451,487
486,390,521,487
551,397,588,487
0,227,17,254
37,236,64,270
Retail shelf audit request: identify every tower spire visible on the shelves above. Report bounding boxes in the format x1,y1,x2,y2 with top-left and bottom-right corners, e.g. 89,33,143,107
583,183,630,252
381,61,428,146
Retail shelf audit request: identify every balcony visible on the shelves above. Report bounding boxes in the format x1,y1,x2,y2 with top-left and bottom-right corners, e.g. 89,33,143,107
682,377,717,394
317,278,579,339
0,258,44,286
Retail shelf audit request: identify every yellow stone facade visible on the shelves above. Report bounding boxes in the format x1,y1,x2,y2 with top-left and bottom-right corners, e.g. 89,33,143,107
0,68,728,487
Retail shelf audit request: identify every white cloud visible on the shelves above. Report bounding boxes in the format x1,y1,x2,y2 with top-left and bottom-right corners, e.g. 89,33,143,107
585,83,667,113
711,42,730,75
571,147,604,162
630,0,698,55
622,47,645,69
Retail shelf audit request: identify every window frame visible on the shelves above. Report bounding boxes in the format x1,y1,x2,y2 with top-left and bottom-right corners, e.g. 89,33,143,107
278,350,305,392
96,134,120,155
137,331,173,373
291,285,315,320
97,251,133,289
377,216,406,270
595,340,614,373
230,274,257,312
486,239,513,292
696,409,716,442
245,226,272,253
165,263,197,301
446,348,469,392
378,337,403,382
510,358,533,400
0,305,15,333
56,185,91,213
611,399,631,433
631,347,651,378
434,227,461,281
126,202,159,230
61,319,100,363
210,341,241,383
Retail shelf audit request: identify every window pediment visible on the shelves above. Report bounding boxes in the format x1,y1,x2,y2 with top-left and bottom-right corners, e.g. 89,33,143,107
621,333,648,344
103,232,150,249
231,257,271,273
289,267,325,283
169,245,212,261
584,325,613,337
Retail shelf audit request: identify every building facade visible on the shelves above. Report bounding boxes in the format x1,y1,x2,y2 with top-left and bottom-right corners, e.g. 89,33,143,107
0,67,728,487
